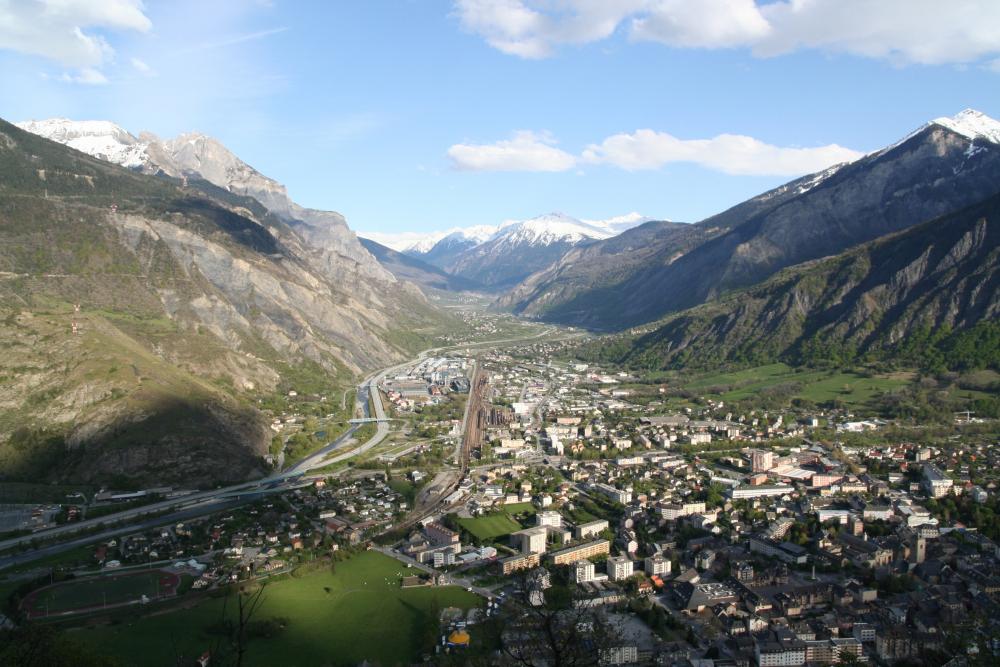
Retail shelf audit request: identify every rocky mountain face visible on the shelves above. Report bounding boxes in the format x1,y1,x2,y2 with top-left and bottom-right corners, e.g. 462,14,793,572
359,238,484,293
0,119,439,486
503,110,1000,330
16,118,399,292
602,192,1000,370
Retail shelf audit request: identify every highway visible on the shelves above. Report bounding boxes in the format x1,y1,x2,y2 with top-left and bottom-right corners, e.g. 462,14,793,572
0,324,571,570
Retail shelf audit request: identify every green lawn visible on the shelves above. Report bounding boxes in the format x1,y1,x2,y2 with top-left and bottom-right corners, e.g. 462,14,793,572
501,502,536,516
456,513,523,541
27,570,172,614
75,552,479,667
680,363,911,408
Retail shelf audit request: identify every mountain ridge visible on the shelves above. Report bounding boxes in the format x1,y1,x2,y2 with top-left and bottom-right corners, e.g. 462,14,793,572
501,109,1000,330
588,190,1000,371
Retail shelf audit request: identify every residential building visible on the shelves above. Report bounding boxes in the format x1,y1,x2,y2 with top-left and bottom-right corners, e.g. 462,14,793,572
644,554,671,577
573,559,595,583
549,540,611,565
512,527,548,555
607,556,633,581
750,449,775,472
536,510,562,528
501,552,541,575
575,519,609,540
922,464,953,498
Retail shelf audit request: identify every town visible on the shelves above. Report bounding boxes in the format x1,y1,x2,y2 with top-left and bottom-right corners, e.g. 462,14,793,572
2,327,998,667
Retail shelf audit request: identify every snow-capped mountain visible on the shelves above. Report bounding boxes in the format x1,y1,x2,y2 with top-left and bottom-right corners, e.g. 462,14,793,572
584,212,656,235
15,119,148,169
502,108,1000,329
491,213,612,247
391,211,655,288
931,108,1000,145
438,212,642,289
16,117,399,287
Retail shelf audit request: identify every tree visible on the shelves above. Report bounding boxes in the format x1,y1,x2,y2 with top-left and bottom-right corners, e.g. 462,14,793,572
0,626,121,666
204,583,268,667
479,575,622,667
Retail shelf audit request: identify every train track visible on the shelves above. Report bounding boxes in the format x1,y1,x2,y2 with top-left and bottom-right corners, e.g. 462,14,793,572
389,360,489,534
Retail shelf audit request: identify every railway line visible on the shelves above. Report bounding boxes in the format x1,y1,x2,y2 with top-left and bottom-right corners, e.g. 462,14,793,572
390,359,490,534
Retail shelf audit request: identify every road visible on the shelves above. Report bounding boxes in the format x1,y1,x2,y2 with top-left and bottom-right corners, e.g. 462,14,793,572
0,324,573,569
372,546,498,600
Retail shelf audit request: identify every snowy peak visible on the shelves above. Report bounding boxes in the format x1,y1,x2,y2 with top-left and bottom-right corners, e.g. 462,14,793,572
400,224,499,254
17,118,298,218
493,212,612,247
440,224,498,246
584,212,656,235
931,108,1000,144
16,118,148,169
396,212,652,257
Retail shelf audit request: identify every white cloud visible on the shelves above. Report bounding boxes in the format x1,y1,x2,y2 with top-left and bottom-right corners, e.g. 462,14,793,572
0,0,151,67
448,128,862,176
59,67,109,85
448,130,578,172
630,0,769,49
582,129,863,176
754,1,1000,66
453,0,644,58
131,57,152,74
453,0,1000,67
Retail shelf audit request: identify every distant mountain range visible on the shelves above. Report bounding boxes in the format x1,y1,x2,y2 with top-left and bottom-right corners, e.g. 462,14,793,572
501,109,1000,335
395,212,654,290
3,118,443,486
358,237,484,293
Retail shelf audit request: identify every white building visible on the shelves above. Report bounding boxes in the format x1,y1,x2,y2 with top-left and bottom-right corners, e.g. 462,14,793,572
922,464,953,498
592,483,632,504
513,527,548,555
607,556,633,581
644,554,671,577
573,559,595,583
575,519,609,540
536,510,563,528
730,484,792,500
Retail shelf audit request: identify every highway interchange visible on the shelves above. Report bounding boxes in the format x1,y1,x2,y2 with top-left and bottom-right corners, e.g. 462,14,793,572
0,325,569,572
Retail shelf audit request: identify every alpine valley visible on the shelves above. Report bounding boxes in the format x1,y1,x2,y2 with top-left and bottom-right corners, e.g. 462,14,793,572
4,109,1000,486
1,118,444,486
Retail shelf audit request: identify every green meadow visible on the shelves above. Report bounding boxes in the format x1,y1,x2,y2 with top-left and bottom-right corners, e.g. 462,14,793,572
73,552,479,667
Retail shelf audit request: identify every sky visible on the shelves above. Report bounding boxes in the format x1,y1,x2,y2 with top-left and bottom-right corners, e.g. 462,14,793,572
2,0,1000,249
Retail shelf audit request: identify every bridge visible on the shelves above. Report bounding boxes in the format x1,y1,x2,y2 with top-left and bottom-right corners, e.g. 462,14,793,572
348,417,392,424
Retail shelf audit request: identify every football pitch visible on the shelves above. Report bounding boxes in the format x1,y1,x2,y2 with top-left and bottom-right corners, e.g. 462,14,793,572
23,569,178,617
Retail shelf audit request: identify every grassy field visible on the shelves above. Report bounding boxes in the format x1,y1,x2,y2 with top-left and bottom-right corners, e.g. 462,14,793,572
25,570,177,616
456,513,522,541
455,503,536,541
501,503,536,516
679,363,912,407
75,552,479,667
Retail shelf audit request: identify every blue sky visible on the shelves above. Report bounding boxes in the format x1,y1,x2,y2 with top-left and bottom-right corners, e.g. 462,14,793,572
2,1,1000,246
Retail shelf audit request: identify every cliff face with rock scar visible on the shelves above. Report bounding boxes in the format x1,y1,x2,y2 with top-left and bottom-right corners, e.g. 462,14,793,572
0,119,442,486
609,193,1000,370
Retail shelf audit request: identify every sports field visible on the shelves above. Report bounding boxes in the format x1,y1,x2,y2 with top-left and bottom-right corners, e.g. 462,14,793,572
77,551,480,666
456,512,522,540
23,569,179,618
